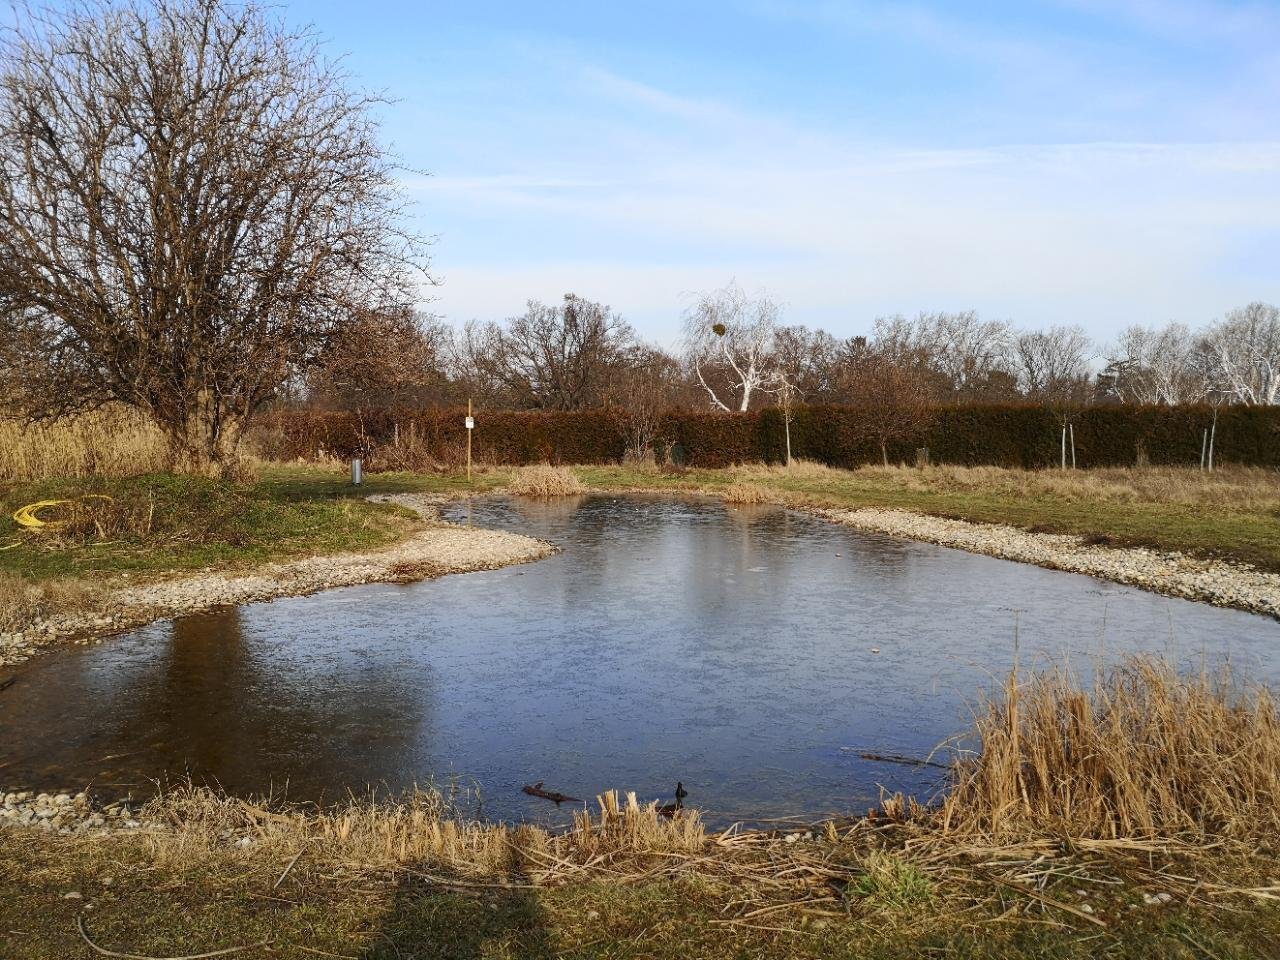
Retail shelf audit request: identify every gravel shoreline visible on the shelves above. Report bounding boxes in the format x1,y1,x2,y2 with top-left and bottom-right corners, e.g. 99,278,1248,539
0,493,555,667
815,505,1280,619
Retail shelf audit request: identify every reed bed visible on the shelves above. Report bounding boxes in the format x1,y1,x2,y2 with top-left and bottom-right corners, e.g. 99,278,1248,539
720,481,770,505
0,407,169,482
142,784,704,879
508,464,585,498
935,656,1280,843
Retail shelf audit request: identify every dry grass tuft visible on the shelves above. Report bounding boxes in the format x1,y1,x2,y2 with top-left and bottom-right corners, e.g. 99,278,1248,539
936,656,1280,843
0,570,103,632
509,464,585,498
736,459,843,481
720,482,770,505
0,407,170,482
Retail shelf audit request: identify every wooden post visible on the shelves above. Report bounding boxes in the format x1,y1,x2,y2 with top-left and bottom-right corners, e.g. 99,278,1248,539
466,398,473,482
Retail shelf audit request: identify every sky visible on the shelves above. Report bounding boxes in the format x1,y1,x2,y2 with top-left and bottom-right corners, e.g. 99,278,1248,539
297,1,1277,346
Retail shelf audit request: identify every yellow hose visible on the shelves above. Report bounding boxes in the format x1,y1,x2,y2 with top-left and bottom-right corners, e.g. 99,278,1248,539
11,494,115,531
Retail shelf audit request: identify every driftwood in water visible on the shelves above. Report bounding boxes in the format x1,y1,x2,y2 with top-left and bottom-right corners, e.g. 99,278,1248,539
0,676,15,694
858,752,948,771
522,781,582,805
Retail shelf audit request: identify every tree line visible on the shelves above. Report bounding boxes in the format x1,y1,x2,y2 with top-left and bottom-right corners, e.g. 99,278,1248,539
0,0,1274,477
306,284,1280,418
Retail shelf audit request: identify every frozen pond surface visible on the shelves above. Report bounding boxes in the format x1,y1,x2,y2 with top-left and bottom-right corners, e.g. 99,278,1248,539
3,495,1277,826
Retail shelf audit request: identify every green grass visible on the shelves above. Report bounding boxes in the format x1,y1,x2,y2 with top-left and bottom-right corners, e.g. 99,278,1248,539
0,471,422,582
3,830,1280,959
268,461,1280,572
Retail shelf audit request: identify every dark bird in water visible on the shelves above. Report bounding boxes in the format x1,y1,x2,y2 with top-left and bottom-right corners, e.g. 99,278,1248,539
658,781,688,818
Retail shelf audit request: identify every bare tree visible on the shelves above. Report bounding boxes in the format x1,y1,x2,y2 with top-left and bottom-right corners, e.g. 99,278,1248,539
1013,325,1095,401
0,0,427,475
684,281,782,412
307,309,453,410
919,311,1013,398
860,311,1014,400
456,295,635,411
1203,303,1280,405
838,337,935,466
605,346,681,462
771,324,840,403
1101,323,1207,405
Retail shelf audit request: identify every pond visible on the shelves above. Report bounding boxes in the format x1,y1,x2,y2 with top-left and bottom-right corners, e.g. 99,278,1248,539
2,495,1277,827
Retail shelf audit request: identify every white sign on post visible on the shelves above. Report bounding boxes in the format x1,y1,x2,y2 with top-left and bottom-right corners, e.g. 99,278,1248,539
465,416,475,430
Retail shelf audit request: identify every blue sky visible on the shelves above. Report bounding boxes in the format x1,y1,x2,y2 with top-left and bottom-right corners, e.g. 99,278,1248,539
297,1,1279,346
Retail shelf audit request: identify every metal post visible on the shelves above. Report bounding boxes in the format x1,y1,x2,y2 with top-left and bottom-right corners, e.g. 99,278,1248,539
466,398,473,482
1069,422,1076,470
1061,426,1066,470
351,458,363,485
1208,407,1217,473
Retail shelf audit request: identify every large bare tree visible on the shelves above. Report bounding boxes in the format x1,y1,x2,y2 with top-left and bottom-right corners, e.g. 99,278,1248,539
0,0,427,474
1012,325,1095,402
453,295,636,410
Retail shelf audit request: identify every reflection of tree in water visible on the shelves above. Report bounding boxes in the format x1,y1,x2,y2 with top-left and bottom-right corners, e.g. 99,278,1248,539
104,607,441,803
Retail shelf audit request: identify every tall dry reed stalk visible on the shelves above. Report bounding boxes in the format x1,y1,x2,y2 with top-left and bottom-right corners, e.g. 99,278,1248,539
0,407,169,482
936,656,1280,842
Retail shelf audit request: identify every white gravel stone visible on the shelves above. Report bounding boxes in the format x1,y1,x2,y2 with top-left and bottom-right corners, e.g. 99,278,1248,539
816,507,1280,620
1,494,556,667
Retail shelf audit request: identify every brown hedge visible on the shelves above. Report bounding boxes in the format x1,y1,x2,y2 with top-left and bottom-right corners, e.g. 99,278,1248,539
265,404,1280,470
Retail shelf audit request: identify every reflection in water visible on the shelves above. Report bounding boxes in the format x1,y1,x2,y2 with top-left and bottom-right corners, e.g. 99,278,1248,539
1,494,1277,827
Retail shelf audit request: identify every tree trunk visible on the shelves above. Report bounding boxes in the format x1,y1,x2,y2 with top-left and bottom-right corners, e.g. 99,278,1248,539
162,397,246,479
881,441,889,467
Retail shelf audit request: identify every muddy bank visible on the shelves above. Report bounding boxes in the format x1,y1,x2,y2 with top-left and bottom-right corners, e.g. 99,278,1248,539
0,494,555,667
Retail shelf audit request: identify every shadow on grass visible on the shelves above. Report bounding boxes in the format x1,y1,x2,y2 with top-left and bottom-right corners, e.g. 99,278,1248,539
360,878,554,960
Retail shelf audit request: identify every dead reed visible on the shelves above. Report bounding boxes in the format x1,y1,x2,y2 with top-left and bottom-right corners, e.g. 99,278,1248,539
934,656,1280,843
720,481,771,505
141,784,703,878
0,407,170,482
508,464,585,497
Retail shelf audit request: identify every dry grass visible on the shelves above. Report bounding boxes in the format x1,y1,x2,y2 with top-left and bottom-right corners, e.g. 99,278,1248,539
734,459,842,481
858,463,1280,510
508,464,585,497
0,570,103,632
0,407,170,482
720,481,771,504
142,784,704,878
934,656,1280,843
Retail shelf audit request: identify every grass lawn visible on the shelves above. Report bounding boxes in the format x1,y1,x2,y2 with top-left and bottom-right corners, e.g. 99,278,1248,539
262,460,1280,571
3,829,1279,960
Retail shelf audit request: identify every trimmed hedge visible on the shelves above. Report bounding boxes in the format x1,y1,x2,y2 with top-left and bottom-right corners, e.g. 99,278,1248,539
267,404,1280,470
